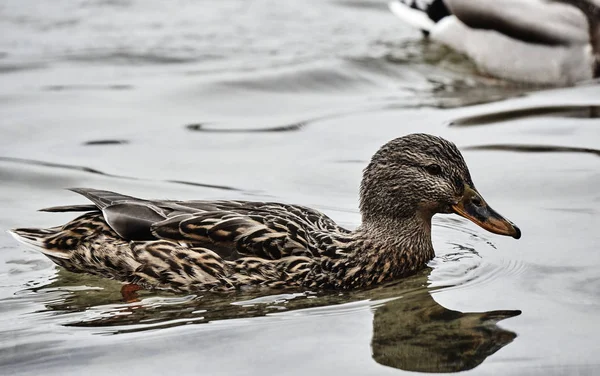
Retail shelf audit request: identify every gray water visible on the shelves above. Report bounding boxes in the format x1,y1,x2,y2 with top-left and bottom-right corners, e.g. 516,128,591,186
1,1,599,375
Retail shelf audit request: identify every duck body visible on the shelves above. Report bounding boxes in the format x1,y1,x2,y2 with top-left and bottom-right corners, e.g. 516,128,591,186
10,134,520,292
389,0,600,85
11,190,431,292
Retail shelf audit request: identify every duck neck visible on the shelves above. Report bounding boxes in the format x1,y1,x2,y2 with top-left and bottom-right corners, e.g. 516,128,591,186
338,214,435,288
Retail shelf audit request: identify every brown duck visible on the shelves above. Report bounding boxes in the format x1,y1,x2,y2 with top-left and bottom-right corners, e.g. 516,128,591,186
10,134,520,292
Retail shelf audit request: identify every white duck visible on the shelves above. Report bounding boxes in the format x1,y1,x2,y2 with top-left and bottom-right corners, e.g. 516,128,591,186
389,0,600,85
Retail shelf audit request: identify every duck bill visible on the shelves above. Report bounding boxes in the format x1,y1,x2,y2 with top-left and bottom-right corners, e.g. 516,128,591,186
451,185,521,239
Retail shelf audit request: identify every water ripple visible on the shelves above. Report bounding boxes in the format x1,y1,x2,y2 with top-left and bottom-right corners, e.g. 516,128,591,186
464,144,600,157
83,139,129,146
43,84,133,92
450,105,600,126
0,157,242,192
429,218,528,291
186,121,306,133
65,51,207,65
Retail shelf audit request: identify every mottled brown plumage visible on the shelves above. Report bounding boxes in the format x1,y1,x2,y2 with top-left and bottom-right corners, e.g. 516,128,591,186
10,134,521,292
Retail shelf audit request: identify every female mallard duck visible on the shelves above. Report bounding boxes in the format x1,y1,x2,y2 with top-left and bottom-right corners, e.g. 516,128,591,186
389,0,600,84
10,134,520,292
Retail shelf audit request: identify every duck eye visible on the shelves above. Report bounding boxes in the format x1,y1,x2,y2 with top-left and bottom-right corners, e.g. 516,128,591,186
425,164,442,175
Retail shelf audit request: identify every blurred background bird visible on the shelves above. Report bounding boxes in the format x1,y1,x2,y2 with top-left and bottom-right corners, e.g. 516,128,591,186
389,0,600,84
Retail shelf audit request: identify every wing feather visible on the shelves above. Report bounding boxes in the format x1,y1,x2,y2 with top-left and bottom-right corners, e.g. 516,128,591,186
69,188,143,210
148,202,346,261
57,189,350,262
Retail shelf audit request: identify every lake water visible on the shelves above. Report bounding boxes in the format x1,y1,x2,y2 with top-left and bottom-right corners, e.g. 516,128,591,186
1,0,599,375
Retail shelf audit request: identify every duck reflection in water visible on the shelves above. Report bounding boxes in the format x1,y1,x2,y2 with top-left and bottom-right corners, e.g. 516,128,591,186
33,267,520,373
370,282,520,372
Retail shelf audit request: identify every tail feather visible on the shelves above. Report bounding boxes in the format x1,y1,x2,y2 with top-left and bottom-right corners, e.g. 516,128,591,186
389,1,436,32
39,204,99,213
389,0,451,33
69,188,142,210
8,228,71,259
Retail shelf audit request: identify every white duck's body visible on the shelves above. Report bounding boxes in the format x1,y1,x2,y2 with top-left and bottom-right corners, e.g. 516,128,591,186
389,0,600,85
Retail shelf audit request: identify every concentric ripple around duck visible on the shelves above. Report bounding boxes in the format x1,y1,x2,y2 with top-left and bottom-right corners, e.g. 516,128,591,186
428,217,528,291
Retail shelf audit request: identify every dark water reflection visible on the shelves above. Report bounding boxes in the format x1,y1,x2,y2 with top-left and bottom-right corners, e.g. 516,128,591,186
372,288,519,373
464,144,600,158
23,268,519,373
450,105,600,126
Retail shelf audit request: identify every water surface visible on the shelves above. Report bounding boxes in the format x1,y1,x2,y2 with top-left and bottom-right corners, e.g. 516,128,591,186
1,1,599,375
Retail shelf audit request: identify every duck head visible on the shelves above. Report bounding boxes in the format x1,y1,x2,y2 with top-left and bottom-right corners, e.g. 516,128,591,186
360,133,520,239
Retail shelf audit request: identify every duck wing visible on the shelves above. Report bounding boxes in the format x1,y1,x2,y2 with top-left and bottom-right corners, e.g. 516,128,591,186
51,188,349,261
444,0,590,46
162,199,349,233
47,188,169,241
150,200,351,260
